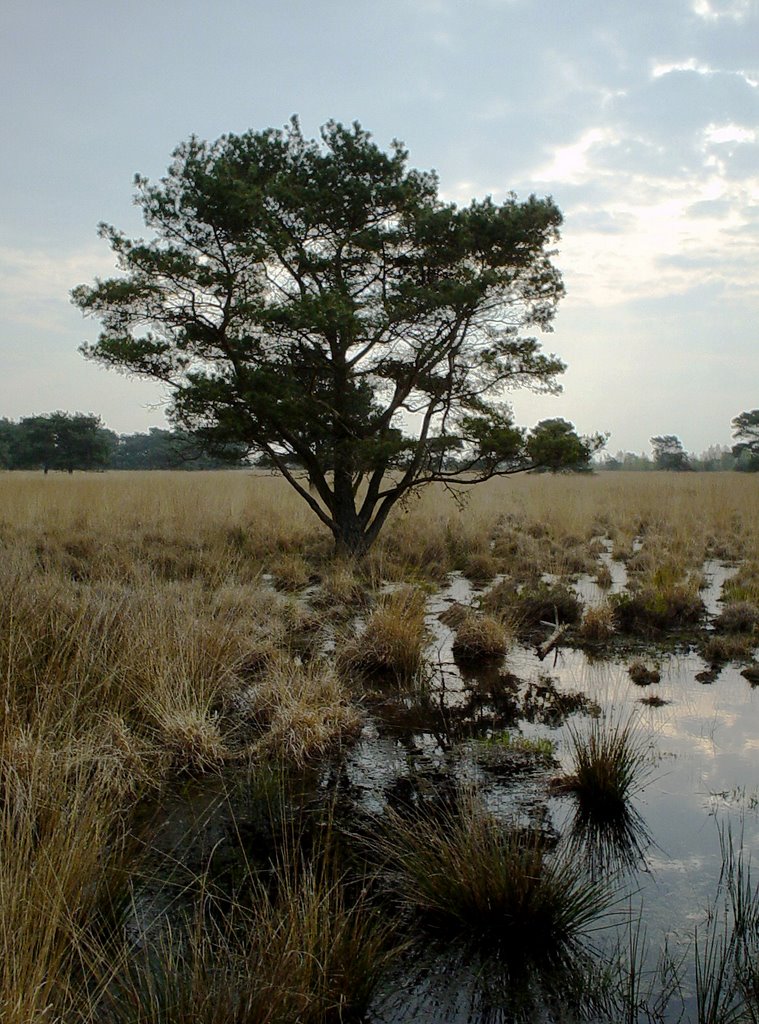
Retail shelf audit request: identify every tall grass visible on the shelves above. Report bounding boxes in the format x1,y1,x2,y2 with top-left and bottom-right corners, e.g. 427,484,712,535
103,854,399,1024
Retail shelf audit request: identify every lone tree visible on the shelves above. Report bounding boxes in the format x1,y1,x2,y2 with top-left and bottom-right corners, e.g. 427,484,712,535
732,410,759,471
73,119,601,554
651,434,690,472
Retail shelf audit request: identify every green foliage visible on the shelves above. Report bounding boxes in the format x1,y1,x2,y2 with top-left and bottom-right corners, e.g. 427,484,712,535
650,434,691,471
110,428,246,469
732,409,759,471
72,118,596,553
526,417,606,473
479,730,555,759
9,412,113,472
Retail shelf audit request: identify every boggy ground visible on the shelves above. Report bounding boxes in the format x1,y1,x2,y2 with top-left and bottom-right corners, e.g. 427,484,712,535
1,469,759,1022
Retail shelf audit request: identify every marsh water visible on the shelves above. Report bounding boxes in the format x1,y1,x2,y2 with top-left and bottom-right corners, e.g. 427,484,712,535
133,564,759,1023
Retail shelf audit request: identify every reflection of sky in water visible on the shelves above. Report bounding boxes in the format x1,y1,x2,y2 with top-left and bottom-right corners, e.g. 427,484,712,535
543,646,759,963
348,569,759,1019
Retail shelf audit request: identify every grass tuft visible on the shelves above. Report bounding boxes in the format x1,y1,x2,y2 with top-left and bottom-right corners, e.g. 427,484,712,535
452,612,509,662
561,716,650,817
339,587,428,681
374,788,613,963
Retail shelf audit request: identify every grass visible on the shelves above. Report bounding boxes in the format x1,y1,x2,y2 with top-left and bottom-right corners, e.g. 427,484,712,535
2,470,759,1015
102,856,399,1024
339,586,428,681
561,715,650,817
374,788,613,963
452,611,510,661
578,602,617,644
479,730,556,759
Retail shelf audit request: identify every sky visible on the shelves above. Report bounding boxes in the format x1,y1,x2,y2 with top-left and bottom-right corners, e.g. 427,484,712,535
2,0,758,456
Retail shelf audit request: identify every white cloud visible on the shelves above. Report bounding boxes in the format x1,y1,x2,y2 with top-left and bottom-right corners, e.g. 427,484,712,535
533,128,614,184
651,57,758,88
703,122,757,144
692,0,755,21
651,57,715,78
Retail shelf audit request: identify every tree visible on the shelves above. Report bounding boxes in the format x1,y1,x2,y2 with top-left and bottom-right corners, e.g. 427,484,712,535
0,419,16,469
525,418,605,473
110,427,248,469
650,435,690,472
732,410,759,471
14,412,113,472
73,119,601,554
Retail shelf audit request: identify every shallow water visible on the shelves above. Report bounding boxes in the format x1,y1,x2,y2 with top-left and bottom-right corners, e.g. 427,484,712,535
352,569,759,1021
132,563,759,1022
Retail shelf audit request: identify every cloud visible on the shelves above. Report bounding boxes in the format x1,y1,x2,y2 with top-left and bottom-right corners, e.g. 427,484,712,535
692,0,755,21
703,122,756,143
533,128,615,184
0,244,115,334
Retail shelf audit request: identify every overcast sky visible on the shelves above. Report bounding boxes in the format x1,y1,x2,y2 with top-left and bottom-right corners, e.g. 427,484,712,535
2,0,758,455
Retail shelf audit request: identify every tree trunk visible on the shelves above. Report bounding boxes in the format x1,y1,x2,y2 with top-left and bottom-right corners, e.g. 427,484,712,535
332,501,370,557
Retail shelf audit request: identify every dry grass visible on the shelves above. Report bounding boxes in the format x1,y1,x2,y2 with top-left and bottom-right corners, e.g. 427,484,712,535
0,469,757,1015
0,726,128,1023
339,586,428,681
578,603,617,644
452,612,510,661
244,656,363,764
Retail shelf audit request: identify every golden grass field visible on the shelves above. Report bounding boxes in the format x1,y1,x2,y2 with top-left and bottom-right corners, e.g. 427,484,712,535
1,468,758,1021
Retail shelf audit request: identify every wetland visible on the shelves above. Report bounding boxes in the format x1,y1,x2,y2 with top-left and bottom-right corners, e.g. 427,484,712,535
2,469,759,1023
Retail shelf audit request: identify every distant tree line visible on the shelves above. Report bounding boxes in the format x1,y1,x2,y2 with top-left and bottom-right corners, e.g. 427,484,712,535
3,408,759,474
598,411,759,472
0,413,248,472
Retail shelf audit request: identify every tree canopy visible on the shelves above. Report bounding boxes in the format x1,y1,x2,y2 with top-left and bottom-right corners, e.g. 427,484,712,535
73,118,602,553
732,410,759,471
5,412,113,473
650,435,690,472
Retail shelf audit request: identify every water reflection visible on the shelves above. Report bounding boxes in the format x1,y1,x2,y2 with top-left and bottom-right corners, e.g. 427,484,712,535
560,799,653,879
